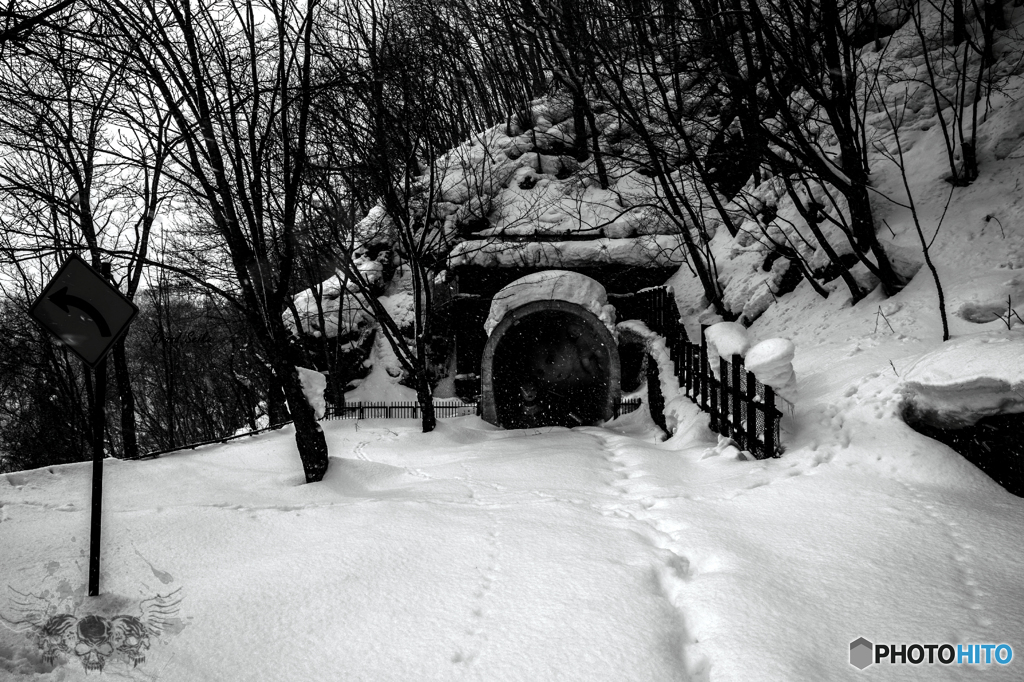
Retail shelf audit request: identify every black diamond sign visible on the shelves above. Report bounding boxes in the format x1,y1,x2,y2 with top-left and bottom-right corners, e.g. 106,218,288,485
29,255,139,367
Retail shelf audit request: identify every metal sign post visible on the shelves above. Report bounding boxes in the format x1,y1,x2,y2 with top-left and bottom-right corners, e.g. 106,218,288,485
28,256,139,596
88,354,107,596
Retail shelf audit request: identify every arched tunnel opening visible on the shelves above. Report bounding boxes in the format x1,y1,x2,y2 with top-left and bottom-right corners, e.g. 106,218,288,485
481,300,620,429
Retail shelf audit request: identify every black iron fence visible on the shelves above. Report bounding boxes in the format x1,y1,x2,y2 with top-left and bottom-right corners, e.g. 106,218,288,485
323,401,477,420
610,286,677,336
138,419,295,460
615,397,642,418
669,329,782,458
323,397,643,421
640,293,783,459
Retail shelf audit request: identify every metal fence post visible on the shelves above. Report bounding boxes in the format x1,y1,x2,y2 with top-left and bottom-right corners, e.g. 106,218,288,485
699,325,709,414
709,363,719,434
687,340,694,396
717,357,726,435
675,330,683,380
746,370,758,456
658,289,665,332
685,340,693,397
764,386,777,457
731,355,743,448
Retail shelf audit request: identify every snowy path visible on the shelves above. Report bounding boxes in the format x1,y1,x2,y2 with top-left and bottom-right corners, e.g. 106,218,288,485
0,422,695,681
1,414,1023,681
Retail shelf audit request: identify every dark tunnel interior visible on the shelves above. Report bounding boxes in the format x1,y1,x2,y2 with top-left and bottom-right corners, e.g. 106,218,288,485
618,339,647,394
490,309,614,428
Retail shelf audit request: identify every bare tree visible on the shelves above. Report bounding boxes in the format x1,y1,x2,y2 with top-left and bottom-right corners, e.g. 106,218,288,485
0,273,94,472
718,0,909,300
100,0,330,481
874,87,951,341
127,274,269,452
0,7,165,458
0,0,77,49
309,0,534,431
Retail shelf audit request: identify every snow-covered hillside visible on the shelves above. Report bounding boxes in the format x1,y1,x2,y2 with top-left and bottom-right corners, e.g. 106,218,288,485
286,3,1024,416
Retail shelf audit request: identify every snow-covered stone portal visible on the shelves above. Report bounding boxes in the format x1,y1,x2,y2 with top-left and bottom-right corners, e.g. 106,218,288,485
480,299,620,429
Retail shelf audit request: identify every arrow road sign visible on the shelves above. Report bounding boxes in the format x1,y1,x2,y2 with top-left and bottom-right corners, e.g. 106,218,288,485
26,255,137,597
29,254,139,367
48,286,113,337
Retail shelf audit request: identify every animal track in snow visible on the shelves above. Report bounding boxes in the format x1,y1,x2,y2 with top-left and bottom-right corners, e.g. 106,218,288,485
352,441,371,461
451,510,502,670
897,477,991,631
349,428,451,488
818,403,852,449
585,429,712,682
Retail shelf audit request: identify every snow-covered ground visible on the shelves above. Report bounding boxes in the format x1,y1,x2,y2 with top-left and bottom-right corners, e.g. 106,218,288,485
1,384,1021,680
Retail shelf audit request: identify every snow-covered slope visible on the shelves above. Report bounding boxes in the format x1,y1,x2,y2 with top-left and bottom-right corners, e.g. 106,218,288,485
1,404,1021,680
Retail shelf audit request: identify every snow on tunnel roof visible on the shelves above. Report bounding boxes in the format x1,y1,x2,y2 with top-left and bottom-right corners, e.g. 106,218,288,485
483,270,617,337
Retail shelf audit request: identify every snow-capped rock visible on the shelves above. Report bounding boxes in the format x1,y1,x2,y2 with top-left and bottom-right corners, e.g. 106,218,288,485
900,331,1024,428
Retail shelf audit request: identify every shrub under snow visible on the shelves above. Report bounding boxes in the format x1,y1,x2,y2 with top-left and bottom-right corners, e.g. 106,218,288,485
704,322,751,377
744,339,797,400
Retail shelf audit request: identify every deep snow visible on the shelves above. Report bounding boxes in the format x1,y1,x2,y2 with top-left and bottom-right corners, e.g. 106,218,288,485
1,387,1022,681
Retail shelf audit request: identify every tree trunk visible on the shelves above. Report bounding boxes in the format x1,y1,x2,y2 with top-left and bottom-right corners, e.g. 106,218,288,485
783,180,865,303
267,372,290,425
954,0,966,45
985,0,1007,31
416,373,436,433
961,140,979,184
571,91,590,161
273,348,329,483
583,103,609,188
112,335,139,459
846,182,906,296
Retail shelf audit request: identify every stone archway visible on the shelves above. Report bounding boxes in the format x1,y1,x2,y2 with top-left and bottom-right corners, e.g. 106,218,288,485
480,299,620,429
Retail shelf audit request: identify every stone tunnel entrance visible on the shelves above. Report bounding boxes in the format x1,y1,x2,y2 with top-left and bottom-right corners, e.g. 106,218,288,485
480,299,620,429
